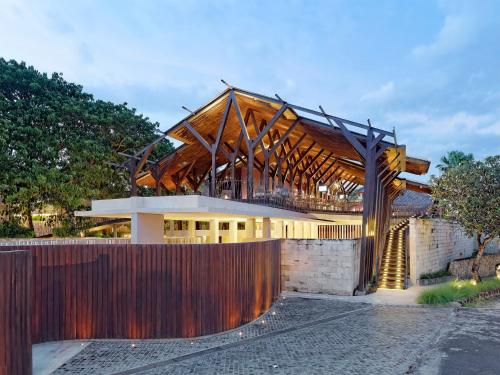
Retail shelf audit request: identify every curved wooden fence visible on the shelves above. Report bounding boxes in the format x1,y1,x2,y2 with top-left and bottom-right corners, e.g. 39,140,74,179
0,251,32,375
0,240,280,343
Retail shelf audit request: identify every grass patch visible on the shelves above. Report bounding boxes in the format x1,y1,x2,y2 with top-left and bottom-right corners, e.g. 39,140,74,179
417,278,500,305
420,269,451,280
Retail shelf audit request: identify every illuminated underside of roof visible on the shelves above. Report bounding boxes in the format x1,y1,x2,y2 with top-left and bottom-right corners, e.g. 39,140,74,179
136,87,430,194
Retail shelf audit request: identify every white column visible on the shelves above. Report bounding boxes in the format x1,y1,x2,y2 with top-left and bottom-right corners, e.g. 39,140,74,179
275,220,284,239
229,220,238,243
168,220,175,236
188,220,196,242
131,213,165,244
209,219,219,243
294,221,303,238
262,217,271,239
311,222,318,239
246,218,256,240
304,222,311,238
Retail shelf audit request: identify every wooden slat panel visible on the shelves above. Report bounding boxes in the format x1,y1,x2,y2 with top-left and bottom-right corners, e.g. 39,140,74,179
0,241,280,342
0,251,32,375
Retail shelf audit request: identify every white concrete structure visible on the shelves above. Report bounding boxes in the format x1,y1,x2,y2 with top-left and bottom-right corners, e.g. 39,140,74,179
75,195,349,244
130,213,165,244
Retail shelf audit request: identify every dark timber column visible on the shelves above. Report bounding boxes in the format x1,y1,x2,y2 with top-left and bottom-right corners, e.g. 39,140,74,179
277,158,283,188
360,127,376,290
264,152,270,193
230,157,236,198
319,106,392,292
247,147,254,199
211,150,216,197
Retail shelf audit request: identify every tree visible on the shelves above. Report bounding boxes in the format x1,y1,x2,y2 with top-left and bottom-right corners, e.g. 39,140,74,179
431,155,500,282
436,150,474,173
0,58,173,234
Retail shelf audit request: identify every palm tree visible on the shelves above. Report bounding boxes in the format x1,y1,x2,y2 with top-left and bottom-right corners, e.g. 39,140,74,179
436,151,474,173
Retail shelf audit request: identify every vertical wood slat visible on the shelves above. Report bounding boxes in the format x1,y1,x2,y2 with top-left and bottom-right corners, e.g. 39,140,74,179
0,251,32,375
318,224,362,239
0,240,280,342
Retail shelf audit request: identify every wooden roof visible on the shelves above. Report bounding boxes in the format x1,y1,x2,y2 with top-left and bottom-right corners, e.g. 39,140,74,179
137,88,430,192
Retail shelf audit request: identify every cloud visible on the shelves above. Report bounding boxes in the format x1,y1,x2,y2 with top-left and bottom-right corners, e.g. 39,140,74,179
360,81,395,103
477,121,500,136
385,111,498,136
285,78,296,89
412,13,478,59
384,110,500,180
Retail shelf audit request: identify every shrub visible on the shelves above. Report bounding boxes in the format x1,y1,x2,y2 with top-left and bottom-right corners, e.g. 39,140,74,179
417,278,500,305
420,269,451,280
0,220,35,238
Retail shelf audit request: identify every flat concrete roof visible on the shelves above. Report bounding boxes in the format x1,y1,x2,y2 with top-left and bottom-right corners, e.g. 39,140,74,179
76,195,324,222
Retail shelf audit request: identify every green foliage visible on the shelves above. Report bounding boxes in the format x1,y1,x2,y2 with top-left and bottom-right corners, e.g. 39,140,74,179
432,155,499,282
0,58,174,232
92,230,114,238
0,220,34,238
420,269,451,280
431,155,499,240
51,217,86,237
417,278,500,305
436,150,474,173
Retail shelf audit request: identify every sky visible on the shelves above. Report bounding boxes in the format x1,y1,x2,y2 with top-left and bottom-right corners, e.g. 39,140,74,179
1,0,499,181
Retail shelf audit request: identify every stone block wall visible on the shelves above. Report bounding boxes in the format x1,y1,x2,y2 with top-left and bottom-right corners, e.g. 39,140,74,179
449,253,500,279
408,218,475,285
281,239,360,295
485,237,500,254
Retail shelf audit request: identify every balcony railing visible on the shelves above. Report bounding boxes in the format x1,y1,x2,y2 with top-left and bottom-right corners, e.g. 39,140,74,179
197,179,364,214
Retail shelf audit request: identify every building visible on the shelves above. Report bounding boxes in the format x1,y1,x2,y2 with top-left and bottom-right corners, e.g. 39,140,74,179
76,86,431,292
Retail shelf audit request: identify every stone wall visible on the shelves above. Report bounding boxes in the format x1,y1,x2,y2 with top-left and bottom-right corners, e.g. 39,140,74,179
281,239,360,295
408,218,475,285
485,237,500,254
449,253,500,279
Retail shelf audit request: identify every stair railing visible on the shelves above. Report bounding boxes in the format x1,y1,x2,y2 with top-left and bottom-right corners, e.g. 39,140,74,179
404,226,410,289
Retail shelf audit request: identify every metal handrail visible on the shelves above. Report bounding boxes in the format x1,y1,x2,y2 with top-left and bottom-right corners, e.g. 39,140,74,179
404,226,410,289
204,179,364,214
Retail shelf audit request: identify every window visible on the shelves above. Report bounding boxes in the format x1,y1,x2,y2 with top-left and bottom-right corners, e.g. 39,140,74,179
219,222,229,230
174,220,188,230
237,222,246,230
196,221,210,230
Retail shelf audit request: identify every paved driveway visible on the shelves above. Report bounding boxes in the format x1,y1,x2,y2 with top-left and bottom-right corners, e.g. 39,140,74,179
44,296,499,375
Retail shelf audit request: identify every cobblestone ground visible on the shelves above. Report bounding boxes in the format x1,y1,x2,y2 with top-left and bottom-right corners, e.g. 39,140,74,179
53,297,459,375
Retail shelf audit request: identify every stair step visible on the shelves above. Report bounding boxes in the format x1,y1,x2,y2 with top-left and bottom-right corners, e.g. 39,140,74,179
378,220,409,290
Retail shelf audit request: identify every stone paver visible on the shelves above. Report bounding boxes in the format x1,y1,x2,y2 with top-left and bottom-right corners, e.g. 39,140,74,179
48,295,500,375
134,306,451,375
54,298,369,374
52,297,456,375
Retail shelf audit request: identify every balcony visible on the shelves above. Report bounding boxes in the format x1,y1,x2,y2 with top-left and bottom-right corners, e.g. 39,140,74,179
186,179,364,214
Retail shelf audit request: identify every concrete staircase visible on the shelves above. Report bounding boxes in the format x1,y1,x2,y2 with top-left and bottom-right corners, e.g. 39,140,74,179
378,219,409,289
